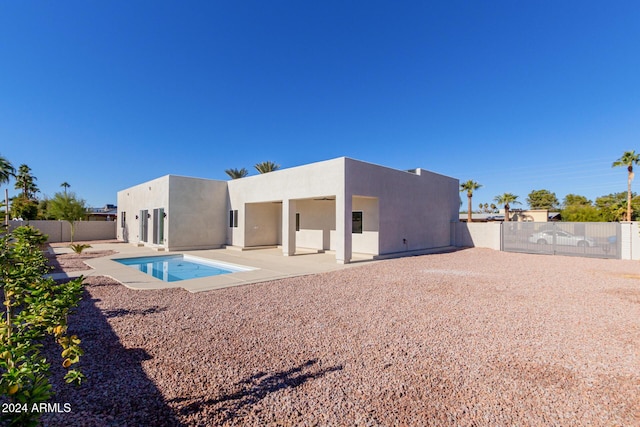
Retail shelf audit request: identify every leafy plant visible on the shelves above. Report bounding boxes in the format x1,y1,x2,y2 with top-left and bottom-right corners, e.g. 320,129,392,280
69,243,92,254
0,226,84,426
47,192,86,243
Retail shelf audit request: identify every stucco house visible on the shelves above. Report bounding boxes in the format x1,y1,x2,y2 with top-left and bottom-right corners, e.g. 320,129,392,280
117,157,459,264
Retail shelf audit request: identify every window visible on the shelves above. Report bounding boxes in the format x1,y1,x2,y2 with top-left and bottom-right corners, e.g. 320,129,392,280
229,210,238,228
296,213,300,231
121,212,126,228
352,211,363,234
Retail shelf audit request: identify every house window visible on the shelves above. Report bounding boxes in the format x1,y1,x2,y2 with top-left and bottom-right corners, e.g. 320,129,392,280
296,213,300,231
229,210,238,228
121,212,126,228
352,211,363,234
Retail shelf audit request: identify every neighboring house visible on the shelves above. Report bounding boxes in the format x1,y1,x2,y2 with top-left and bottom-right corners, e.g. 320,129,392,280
117,157,459,264
86,204,118,221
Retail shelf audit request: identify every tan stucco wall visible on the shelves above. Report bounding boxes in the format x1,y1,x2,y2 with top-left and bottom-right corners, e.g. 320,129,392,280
295,199,336,251
167,176,228,250
344,158,459,255
245,202,281,246
117,175,227,250
117,175,170,246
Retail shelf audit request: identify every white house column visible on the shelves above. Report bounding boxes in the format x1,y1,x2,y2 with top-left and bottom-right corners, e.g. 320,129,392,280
336,194,352,264
282,199,297,256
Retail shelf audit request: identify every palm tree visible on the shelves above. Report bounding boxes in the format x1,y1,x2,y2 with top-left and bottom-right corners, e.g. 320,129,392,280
60,182,71,195
0,155,14,186
14,164,38,200
224,168,249,179
490,203,497,213
494,193,521,221
254,161,280,174
612,150,640,221
0,155,15,225
460,180,482,222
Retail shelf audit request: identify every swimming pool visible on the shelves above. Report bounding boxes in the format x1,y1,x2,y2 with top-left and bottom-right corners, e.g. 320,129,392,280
115,255,255,282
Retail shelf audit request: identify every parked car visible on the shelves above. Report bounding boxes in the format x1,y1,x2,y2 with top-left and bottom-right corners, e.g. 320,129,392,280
528,230,596,247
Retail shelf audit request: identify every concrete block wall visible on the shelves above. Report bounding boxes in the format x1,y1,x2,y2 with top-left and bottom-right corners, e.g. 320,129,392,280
454,222,501,250
7,220,117,243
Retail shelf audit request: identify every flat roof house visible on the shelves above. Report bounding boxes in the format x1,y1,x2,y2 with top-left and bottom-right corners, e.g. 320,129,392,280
117,157,459,264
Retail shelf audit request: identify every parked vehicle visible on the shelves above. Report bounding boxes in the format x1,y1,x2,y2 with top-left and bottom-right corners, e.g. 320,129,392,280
528,230,596,247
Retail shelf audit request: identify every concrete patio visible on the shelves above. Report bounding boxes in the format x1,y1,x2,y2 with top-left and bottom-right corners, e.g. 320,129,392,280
49,242,378,293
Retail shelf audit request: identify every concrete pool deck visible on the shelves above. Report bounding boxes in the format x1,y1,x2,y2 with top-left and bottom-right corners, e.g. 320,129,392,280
49,242,376,293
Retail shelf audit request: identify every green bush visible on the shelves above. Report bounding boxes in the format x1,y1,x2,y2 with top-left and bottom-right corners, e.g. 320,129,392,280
69,243,92,254
0,226,84,426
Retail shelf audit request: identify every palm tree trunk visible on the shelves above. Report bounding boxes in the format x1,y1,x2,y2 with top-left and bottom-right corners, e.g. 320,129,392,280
467,194,472,222
505,205,510,222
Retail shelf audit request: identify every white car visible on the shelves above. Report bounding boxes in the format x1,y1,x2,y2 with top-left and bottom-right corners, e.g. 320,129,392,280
528,230,596,247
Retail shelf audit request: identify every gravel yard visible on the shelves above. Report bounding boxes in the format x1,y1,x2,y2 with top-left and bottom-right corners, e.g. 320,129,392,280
42,248,639,426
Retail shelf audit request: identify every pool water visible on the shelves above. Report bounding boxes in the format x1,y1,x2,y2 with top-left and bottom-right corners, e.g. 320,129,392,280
115,255,254,282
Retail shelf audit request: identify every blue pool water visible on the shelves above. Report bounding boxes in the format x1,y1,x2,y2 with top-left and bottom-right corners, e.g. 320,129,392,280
115,255,253,282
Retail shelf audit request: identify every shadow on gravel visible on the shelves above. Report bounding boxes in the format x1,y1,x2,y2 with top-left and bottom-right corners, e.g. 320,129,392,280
41,287,183,427
173,359,343,422
102,305,168,318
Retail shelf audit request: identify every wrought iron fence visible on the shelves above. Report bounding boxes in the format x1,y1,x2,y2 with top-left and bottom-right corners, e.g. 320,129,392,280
502,222,621,259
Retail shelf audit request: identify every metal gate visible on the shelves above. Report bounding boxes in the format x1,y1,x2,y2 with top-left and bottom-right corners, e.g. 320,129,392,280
502,222,621,259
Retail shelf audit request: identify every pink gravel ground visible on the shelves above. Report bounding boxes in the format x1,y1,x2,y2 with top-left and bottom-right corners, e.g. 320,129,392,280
42,248,639,426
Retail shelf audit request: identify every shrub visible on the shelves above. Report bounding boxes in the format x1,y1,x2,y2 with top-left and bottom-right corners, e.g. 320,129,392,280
0,226,84,426
69,243,92,254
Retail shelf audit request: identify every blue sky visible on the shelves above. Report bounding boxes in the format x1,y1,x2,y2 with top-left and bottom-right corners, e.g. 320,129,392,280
1,1,638,209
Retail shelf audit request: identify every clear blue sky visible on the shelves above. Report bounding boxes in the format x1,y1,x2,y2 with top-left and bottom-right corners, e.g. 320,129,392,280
1,1,638,209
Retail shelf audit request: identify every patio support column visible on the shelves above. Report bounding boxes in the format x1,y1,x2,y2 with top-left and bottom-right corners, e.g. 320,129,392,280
282,199,296,256
336,194,352,264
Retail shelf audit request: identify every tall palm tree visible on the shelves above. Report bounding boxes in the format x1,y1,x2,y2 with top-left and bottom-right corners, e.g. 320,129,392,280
612,150,640,221
460,180,482,222
60,182,71,195
224,168,249,179
14,164,38,199
254,161,280,174
494,193,521,221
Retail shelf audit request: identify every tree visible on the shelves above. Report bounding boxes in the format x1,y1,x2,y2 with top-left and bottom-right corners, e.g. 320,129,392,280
60,182,71,195
490,203,497,212
0,155,14,224
595,192,640,222
460,180,482,222
254,161,280,174
527,189,559,210
612,150,640,221
47,192,86,243
10,197,38,220
563,194,592,208
14,164,38,200
0,155,14,187
224,168,248,179
494,193,521,221
561,204,604,222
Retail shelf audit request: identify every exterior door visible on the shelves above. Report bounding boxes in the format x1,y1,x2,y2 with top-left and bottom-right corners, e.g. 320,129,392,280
139,210,148,242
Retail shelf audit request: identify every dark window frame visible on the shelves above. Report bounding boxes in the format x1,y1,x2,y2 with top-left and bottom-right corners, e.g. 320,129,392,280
352,211,363,234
